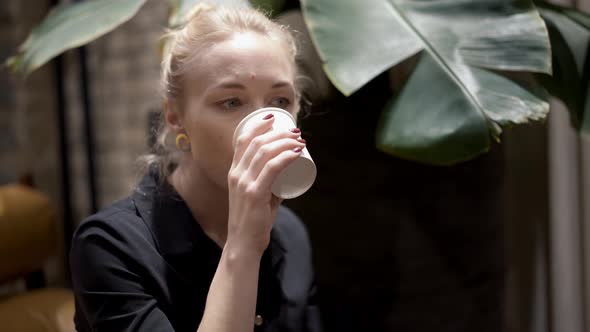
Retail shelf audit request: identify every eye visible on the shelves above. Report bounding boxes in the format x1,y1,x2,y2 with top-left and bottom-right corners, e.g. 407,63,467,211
269,97,292,109
219,98,243,110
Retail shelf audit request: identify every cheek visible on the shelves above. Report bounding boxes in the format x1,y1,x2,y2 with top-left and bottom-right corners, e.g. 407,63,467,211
182,105,243,181
189,121,235,168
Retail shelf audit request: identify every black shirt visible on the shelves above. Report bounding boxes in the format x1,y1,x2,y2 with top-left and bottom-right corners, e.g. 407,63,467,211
70,171,322,332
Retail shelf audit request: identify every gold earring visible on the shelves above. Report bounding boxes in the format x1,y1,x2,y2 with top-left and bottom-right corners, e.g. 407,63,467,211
175,133,191,151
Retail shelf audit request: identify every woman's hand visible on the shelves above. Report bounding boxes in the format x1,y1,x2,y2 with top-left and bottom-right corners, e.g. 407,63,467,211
226,114,305,257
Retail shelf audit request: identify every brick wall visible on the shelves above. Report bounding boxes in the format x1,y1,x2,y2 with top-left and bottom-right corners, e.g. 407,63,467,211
73,1,167,215
1,0,168,285
0,0,62,285
0,1,59,210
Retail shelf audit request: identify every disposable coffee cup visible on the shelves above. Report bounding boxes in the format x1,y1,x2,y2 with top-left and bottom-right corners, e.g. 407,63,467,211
233,107,317,199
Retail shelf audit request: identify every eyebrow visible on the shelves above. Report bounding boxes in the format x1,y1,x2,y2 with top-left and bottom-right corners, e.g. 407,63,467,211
212,81,293,90
215,82,246,90
271,81,292,89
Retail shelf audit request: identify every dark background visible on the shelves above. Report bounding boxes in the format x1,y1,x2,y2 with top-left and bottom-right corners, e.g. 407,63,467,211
0,1,558,331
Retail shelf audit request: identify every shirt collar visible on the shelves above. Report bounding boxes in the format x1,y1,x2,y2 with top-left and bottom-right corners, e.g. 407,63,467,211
131,169,286,266
132,169,288,320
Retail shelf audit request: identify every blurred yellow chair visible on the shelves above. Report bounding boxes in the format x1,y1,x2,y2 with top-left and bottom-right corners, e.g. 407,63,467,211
0,182,74,332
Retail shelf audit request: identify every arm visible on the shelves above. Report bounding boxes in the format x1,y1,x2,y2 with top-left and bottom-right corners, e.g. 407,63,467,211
196,114,305,332
196,244,261,332
70,221,175,332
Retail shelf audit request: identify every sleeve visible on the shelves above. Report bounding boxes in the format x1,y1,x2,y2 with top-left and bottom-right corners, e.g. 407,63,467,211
300,218,322,332
276,206,323,332
70,219,175,332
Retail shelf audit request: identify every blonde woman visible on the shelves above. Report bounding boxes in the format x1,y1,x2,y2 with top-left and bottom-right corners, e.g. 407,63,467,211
70,4,321,332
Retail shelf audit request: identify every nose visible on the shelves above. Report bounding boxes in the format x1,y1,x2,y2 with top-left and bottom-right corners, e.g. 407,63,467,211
251,100,266,111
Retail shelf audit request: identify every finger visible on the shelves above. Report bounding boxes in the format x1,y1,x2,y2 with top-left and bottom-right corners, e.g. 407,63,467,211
235,129,301,175
255,148,303,191
232,115,275,166
246,137,305,180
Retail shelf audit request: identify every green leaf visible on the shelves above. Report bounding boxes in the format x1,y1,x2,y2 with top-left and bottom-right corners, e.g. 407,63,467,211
302,0,551,165
301,0,422,95
170,0,251,27
377,53,490,165
536,1,590,134
5,0,148,76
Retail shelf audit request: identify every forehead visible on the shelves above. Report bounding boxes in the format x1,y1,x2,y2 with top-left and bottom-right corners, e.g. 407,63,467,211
184,32,295,91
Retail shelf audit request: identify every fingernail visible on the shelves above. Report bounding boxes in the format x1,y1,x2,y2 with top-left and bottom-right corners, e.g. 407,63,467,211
297,138,307,144
293,147,303,153
263,114,274,120
290,128,301,134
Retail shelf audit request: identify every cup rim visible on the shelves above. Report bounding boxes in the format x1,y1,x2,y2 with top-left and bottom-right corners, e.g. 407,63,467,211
232,107,295,147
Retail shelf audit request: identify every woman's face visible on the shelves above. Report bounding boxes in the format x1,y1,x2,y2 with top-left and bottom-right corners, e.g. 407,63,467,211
173,32,297,190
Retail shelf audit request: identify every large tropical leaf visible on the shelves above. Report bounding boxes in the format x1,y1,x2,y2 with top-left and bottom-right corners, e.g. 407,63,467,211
536,1,590,134
5,0,148,76
302,0,552,165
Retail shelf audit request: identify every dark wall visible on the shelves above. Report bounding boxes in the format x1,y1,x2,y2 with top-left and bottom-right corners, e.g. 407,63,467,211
286,73,506,332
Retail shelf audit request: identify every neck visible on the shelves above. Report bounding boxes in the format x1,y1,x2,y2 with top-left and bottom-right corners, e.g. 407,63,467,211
168,158,229,248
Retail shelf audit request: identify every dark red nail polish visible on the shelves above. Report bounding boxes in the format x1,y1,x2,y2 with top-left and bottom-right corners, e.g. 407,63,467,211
263,114,274,120
297,138,307,144
290,128,301,134
293,147,303,153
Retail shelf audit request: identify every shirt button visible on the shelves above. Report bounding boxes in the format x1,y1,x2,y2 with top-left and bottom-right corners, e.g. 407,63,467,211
254,314,264,326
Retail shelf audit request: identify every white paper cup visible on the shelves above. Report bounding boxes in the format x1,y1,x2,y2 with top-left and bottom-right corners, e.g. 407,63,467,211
233,107,317,199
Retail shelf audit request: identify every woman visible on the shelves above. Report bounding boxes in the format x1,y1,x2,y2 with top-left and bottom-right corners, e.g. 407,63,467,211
70,3,321,332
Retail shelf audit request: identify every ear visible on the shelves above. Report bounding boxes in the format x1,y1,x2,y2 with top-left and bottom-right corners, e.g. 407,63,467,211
164,98,183,131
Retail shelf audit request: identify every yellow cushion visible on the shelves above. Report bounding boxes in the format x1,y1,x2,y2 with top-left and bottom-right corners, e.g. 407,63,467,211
0,185,56,283
0,288,74,332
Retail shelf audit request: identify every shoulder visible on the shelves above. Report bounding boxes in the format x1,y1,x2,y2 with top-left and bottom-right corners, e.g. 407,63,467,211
70,196,156,264
274,205,312,255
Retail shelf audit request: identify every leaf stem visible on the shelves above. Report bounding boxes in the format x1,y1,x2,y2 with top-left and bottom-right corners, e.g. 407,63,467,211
385,0,499,137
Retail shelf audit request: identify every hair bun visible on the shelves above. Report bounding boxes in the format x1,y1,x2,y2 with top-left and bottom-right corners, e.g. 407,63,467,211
172,2,215,28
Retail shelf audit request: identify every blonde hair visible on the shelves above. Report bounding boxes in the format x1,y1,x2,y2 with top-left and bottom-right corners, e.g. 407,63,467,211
143,3,301,179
